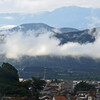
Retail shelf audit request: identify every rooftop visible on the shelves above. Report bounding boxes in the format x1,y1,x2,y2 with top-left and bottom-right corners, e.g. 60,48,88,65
54,96,66,100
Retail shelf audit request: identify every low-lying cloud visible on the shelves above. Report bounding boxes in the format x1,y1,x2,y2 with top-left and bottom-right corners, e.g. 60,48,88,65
0,30,100,59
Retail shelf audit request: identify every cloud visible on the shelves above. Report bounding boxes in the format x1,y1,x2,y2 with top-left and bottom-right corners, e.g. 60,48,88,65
0,0,100,13
2,16,14,20
0,29,100,59
0,25,16,30
86,16,100,28
4,31,60,58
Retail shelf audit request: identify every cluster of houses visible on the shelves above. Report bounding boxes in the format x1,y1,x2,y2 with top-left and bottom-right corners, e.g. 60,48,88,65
39,80,100,100
39,79,73,100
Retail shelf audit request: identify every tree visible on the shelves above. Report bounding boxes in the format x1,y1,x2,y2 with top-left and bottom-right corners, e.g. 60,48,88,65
74,81,96,93
0,62,19,84
31,77,46,100
0,63,31,97
0,63,46,99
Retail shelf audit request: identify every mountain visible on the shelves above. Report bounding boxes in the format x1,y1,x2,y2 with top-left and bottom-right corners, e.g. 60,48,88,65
0,23,98,44
0,23,80,44
1,6,100,29
59,27,79,33
8,23,79,34
1,55,100,80
55,28,97,44
0,23,100,80
9,23,54,32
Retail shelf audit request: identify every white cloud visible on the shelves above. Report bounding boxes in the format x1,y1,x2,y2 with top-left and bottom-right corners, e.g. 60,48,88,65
2,16,14,20
0,0,100,13
0,29,100,59
0,25,16,30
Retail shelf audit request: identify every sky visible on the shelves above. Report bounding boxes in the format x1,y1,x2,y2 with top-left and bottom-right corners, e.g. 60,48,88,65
0,0,100,59
0,0,100,29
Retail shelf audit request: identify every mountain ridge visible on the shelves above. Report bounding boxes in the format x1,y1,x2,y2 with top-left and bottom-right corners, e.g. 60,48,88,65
0,23,99,44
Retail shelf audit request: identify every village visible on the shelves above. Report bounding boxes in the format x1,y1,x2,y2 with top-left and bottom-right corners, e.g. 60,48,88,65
1,63,100,100
39,79,100,100
2,78,100,100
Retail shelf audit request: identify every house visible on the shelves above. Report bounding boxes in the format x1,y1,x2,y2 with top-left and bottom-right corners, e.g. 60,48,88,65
75,91,88,100
39,96,52,100
40,87,58,96
59,81,73,92
53,96,66,100
40,82,59,97
49,83,59,88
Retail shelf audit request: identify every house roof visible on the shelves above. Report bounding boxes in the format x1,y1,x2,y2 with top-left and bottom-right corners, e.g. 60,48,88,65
54,96,66,100
39,96,52,100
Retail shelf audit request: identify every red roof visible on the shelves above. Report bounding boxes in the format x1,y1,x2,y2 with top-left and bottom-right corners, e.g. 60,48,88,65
54,96,66,100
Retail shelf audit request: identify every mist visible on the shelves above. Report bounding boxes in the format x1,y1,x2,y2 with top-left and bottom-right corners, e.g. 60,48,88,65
0,29,100,59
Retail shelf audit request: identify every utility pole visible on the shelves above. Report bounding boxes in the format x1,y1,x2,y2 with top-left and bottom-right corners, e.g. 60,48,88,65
44,67,47,80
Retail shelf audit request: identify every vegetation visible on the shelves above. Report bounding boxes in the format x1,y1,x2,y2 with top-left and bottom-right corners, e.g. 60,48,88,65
0,55,100,80
15,56,100,80
74,81,96,93
0,63,46,99
55,30,95,44
0,62,19,83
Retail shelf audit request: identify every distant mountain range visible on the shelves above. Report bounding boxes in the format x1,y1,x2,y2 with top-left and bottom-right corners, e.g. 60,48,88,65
0,23,100,80
8,23,79,33
0,23,99,44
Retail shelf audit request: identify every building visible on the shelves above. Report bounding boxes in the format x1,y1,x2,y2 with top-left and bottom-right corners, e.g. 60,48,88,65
59,81,73,92
53,96,66,100
39,96,52,100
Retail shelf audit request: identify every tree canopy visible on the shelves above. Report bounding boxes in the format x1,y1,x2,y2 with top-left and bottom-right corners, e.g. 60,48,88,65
74,81,96,93
0,62,19,84
0,62,46,99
